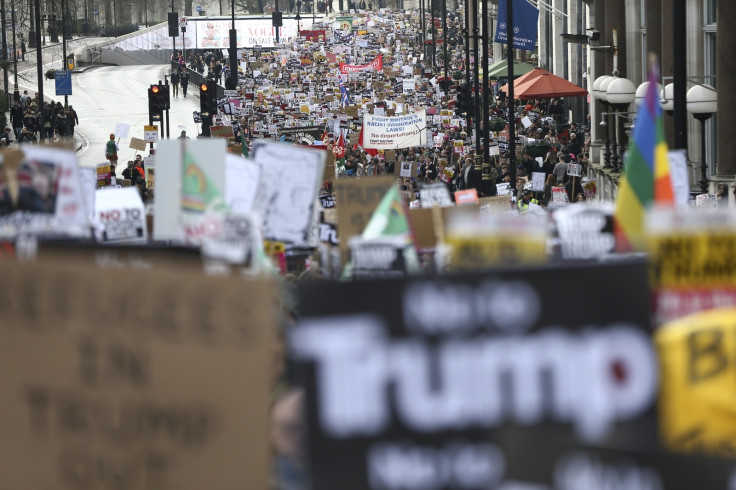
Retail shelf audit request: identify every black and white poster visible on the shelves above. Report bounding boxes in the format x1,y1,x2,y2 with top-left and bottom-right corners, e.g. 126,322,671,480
287,262,701,489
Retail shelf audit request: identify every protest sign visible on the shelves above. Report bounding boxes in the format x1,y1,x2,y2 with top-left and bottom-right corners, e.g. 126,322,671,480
114,122,131,139
496,182,511,196
567,163,583,177
225,154,261,215
454,188,479,206
531,171,546,192
399,160,413,178
78,167,97,224
153,139,227,242
583,179,597,199
362,110,426,149
96,162,112,187
0,258,275,490
210,125,235,139
478,195,512,214
657,307,736,459
339,54,383,74
146,166,156,189
419,183,453,208
0,147,90,240
646,208,736,323
291,261,660,489
552,186,569,203
129,137,148,151
250,141,326,245
553,203,615,260
94,187,147,244
335,176,395,257
695,194,718,208
349,235,415,279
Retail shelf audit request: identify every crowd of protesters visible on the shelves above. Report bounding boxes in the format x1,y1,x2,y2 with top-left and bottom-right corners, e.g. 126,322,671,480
6,90,79,145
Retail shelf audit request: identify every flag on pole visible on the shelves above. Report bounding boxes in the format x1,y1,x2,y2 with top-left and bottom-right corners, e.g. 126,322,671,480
614,54,675,252
356,125,379,157
339,77,351,107
321,125,331,145
362,185,412,239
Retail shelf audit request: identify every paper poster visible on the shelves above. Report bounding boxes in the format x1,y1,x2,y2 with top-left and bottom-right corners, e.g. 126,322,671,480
399,160,413,178
225,154,262,214
0,147,90,240
94,187,147,244
567,163,583,177
531,172,546,192
114,122,131,139
496,183,511,196
250,141,326,245
521,116,532,128
420,183,453,208
552,186,569,203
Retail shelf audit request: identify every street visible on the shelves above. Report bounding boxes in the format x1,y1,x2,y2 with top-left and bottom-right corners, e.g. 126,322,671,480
19,53,200,174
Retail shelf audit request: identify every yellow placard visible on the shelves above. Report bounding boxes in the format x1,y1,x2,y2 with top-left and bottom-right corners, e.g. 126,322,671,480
445,235,547,271
648,233,736,288
657,307,736,455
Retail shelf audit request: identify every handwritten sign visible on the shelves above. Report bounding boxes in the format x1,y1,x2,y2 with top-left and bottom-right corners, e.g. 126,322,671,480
0,258,276,490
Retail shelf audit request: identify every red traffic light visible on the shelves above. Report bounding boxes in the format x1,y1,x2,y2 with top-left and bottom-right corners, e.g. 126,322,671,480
200,83,208,92
151,85,160,94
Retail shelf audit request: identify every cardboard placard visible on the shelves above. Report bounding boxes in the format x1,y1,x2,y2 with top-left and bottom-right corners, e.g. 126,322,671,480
335,176,395,257
129,137,148,151
210,125,235,139
0,259,275,490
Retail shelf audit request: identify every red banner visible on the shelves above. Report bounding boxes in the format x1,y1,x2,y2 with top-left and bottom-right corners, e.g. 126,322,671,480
339,54,383,74
300,29,326,41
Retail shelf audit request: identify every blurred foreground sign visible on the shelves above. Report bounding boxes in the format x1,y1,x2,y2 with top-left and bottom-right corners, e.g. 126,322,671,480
0,258,275,490
290,261,675,489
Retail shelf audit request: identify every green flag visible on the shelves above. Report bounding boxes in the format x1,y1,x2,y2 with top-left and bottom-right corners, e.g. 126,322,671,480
362,185,411,239
181,150,228,215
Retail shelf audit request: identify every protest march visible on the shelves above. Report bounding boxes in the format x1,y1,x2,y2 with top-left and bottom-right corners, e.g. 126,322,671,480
3,1,736,489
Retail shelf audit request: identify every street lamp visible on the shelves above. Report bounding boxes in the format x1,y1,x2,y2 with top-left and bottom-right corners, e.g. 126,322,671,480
592,75,611,168
606,77,636,172
660,83,675,113
686,84,717,194
635,81,662,110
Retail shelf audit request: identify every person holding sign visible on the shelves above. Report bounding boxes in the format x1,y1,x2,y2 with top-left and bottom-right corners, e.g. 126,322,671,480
105,133,119,170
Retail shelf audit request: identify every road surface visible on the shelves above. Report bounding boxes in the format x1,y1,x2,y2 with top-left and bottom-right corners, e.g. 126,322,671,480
20,60,202,175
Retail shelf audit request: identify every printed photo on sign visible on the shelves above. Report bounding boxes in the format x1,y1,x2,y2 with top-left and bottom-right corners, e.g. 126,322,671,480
94,187,147,244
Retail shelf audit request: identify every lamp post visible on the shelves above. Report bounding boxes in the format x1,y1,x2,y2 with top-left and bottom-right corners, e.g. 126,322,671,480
686,84,717,194
634,80,663,110
592,75,611,167
660,83,674,113
29,1,36,48
606,77,636,173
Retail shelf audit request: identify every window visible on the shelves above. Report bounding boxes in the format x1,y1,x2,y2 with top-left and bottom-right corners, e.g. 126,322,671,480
703,0,717,175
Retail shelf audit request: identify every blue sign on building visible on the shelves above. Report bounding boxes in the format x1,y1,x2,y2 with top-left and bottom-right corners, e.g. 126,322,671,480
196,5,203,11
55,70,72,96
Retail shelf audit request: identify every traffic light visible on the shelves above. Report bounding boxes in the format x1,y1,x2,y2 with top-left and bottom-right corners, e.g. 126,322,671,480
159,84,171,110
272,11,282,27
148,84,163,120
168,12,179,37
199,82,212,116
455,84,472,116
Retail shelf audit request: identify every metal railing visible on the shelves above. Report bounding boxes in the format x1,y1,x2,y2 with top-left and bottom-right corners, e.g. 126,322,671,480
170,61,225,99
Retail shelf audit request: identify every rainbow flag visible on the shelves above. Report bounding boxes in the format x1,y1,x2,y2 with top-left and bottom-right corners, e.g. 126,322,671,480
614,57,674,252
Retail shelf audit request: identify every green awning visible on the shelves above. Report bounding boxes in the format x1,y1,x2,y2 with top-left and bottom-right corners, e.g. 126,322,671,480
487,59,537,79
